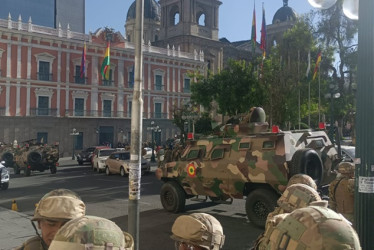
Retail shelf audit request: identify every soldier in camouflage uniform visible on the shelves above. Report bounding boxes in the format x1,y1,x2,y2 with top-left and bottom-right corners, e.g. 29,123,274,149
259,200,361,249
49,215,134,250
15,189,86,250
253,184,321,249
171,213,225,250
328,161,355,223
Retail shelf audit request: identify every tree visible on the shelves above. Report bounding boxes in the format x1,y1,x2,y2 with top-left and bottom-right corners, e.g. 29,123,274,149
191,60,267,120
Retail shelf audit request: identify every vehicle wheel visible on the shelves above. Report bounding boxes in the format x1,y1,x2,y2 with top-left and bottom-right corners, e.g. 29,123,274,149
291,148,323,185
14,165,21,175
120,167,126,177
25,168,31,177
105,166,111,176
50,165,57,174
1,182,9,190
78,161,83,165
160,181,186,213
245,189,279,228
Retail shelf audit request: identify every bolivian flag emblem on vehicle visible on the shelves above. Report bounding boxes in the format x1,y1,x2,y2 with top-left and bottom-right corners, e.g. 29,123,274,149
187,163,196,177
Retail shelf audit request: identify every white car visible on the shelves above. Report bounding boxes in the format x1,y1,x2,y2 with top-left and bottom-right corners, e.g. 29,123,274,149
340,145,355,163
92,148,116,173
0,161,9,190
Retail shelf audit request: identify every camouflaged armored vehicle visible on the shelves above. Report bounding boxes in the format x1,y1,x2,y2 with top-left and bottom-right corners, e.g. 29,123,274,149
0,140,59,176
156,107,340,228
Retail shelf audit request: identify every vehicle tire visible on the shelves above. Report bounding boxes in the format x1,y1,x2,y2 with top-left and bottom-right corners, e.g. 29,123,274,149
120,167,126,177
160,181,186,213
105,166,111,176
245,189,279,228
291,148,323,185
78,161,83,165
1,152,14,167
27,151,42,165
1,182,9,190
25,167,31,177
14,165,21,175
50,165,57,174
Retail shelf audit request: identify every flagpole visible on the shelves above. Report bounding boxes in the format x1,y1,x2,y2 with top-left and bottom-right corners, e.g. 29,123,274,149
297,50,300,130
318,63,321,123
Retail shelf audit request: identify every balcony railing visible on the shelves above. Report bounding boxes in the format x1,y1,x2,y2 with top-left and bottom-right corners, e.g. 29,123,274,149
63,110,168,119
37,72,53,81
30,108,57,116
74,75,87,84
102,79,114,86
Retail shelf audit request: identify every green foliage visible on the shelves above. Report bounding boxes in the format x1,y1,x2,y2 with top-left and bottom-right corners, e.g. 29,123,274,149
191,60,267,117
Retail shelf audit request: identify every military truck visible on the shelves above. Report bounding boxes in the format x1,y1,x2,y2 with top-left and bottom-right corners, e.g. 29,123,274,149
0,140,59,176
156,107,340,228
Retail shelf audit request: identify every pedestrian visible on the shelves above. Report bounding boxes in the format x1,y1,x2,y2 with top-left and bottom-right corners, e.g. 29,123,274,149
49,215,134,250
14,188,86,250
259,201,361,249
329,161,355,223
171,213,225,250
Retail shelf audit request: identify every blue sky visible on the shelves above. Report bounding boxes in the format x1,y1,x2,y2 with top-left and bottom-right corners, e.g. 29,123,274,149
86,0,313,43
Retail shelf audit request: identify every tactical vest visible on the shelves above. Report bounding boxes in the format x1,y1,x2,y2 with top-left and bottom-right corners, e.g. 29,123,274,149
14,236,44,250
329,177,354,215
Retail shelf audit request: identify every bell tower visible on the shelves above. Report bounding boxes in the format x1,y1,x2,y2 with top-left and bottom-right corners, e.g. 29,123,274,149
155,0,223,74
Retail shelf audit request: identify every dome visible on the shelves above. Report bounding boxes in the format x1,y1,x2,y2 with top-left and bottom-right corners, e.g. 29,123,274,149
126,0,161,21
272,6,297,24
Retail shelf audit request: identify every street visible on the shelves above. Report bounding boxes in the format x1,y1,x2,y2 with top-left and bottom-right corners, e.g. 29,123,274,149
0,158,263,250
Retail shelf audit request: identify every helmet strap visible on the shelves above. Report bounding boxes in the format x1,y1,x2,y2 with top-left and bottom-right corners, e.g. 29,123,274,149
31,221,48,250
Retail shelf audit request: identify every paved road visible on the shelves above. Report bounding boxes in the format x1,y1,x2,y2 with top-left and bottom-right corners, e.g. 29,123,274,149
0,158,263,250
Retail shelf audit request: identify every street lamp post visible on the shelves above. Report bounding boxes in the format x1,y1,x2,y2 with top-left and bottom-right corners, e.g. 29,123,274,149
147,121,158,162
70,128,79,160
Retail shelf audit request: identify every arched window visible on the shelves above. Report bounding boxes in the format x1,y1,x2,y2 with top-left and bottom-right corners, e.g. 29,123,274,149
174,12,180,25
197,13,206,26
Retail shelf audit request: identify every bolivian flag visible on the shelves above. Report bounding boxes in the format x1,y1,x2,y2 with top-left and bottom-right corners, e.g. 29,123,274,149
101,42,110,80
312,52,322,81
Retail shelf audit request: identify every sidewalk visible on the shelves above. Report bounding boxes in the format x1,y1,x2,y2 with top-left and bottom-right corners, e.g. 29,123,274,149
0,207,34,250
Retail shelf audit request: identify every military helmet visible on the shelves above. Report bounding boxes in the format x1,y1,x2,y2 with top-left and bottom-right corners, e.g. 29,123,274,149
32,189,85,221
264,201,361,249
338,162,355,175
287,174,317,190
171,213,225,250
277,184,321,213
49,215,134,250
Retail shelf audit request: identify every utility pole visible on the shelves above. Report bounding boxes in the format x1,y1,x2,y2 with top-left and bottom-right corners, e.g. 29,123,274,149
355,1,374,249
128,0,144,249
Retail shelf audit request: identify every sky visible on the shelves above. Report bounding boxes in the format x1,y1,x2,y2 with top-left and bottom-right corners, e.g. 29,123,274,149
86,0,314,43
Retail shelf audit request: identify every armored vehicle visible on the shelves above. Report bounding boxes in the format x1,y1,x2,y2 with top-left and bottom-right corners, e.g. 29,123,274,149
0,140,59,176
156,107,339,228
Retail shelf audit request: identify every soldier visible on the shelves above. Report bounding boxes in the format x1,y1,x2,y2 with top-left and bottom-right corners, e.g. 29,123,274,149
163,145,173,163
329,161,355,223
49,215,134,250
253,184,321,249
171,213,225,250
259,201,361,249
287,173,317,190
15,189,86,250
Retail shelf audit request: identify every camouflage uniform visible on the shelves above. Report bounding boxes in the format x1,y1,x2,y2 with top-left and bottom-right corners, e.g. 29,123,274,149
287,173,317,190
329,162,355,223
254,184,321,250
260,201,361,249
15,189,86,250
171,213,225,250
49,215,134,250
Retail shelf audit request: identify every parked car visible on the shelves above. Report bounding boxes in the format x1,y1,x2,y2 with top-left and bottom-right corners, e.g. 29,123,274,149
0,161,9,190
339,145,355,163
76,146,96,165
91,147,116,173
105,151,151,176
143,147,153,161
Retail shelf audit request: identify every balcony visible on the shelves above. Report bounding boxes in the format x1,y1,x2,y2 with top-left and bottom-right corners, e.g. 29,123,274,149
30,108,57,116
102,79,114,86
64,110,132,118
74,75,87,84
37,72,53,81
